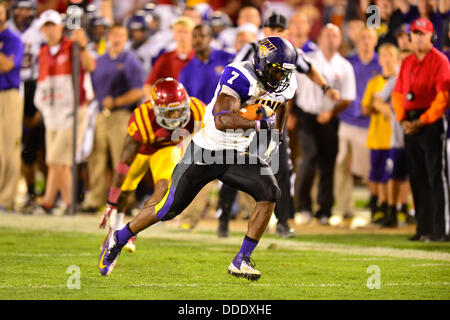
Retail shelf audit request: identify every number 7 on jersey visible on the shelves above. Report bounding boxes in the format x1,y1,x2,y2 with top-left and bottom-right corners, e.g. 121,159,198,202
227,71,240,85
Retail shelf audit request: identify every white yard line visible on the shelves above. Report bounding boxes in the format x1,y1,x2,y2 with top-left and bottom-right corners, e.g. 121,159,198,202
1,213,450,262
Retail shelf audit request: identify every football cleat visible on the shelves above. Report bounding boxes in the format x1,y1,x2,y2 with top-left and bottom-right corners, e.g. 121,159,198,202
98,231,123,276
228,256,261,281
123,236,137,253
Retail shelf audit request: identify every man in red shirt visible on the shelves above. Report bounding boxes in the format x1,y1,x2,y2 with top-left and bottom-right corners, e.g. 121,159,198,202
392,18,450,242
143,16,195,99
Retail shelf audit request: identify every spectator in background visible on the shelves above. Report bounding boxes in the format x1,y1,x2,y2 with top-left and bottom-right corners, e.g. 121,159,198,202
372,44,411,227
209,10,232,50
288,10,318,53
392,18,450,241
361,0,400,48
126,11,162,77
218,6,262,51
444,21,450,60
108,0,148,24
233,22,258,53
183,6,202,26
392,0,450,50
86,15,109,59
0,0,24,212
144,16,195,98
8,0,47,208
395,23,413,60
361,43,400,226
81,24,144,213
416,0,449,50
179,24,234,104
295,24,356,225
33,10,95,214
334,27,381,220
340,19,364,56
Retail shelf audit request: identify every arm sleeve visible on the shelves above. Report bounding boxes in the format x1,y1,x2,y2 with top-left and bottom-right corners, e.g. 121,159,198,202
392,63,406,122
419,90,449,124
419,59,450,124
376,77,396,102
339,62,357,101
295,48,312,74
127,110,144,143
2,36,24,68
232,42,256,63
361,78,375,109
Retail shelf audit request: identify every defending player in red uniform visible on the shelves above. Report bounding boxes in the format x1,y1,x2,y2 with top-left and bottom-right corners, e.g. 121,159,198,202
99,78,205,253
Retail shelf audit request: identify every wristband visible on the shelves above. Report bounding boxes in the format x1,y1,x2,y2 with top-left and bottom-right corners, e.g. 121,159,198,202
108,187,121,204
321,84,331,94
116,161,130,175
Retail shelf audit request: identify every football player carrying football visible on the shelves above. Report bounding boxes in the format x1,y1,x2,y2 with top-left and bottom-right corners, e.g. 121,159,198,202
98,37,338,280
98,78,205,253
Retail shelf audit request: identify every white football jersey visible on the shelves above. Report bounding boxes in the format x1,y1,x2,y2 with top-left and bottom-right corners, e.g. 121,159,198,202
7,18,45,81
193,61,297,152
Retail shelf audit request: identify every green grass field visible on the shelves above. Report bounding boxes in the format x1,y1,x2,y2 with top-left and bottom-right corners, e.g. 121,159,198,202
0,214,449,300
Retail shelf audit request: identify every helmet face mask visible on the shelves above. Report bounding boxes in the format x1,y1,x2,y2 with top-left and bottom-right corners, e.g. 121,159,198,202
254,37,296,93
151,78,191,131
262,62,294,93
153,100,191,130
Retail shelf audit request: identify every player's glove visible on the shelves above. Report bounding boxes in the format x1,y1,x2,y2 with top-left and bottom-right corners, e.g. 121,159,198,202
262,130,283,164
99,201,117,229
255,107,276,131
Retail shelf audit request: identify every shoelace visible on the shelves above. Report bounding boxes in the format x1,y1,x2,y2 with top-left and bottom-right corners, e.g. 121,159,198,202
242,256,256,268
106,234,122,263
106,245,122,263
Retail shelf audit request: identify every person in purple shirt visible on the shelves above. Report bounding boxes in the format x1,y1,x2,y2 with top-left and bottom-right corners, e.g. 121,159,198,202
82,24,145,213
335,27,381,220
179,24,234,104
0,0,24,211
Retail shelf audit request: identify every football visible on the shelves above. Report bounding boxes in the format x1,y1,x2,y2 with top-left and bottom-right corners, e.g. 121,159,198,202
238,103,274,121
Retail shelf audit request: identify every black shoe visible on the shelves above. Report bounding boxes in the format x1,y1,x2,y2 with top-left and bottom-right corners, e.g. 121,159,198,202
408,233,422,241
382,206,397,228
217,220,229,238
427,235,448,242
275,221,296,238
409,234,431,241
